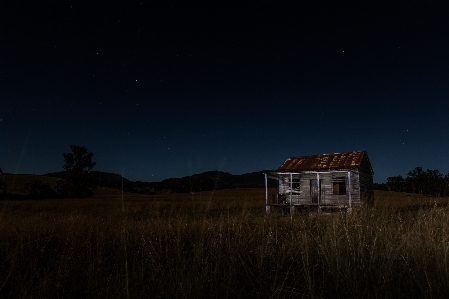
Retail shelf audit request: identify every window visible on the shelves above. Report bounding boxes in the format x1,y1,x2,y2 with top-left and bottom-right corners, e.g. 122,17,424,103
333,179,346,195
291,178,300,190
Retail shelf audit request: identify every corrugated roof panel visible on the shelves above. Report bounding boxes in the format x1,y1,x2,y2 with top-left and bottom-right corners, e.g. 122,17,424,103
276,150,367,172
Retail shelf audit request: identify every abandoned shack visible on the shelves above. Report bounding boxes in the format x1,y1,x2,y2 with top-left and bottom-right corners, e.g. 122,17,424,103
264,150,374,215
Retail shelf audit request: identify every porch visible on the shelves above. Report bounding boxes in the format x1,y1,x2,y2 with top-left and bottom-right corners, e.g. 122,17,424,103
264,171,356,215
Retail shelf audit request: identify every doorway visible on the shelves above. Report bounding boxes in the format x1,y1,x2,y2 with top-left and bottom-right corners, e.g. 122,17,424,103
310,179,322,204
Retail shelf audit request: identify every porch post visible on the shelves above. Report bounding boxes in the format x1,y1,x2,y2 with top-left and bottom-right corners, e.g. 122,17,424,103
289,173,293,205
265,173,268,205
265,173,270,216
317,172,321,205
347,171,352,215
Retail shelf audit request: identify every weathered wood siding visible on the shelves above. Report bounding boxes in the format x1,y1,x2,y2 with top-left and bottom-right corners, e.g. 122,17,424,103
278,171,363,207
350,170,361,205
358,154,374,206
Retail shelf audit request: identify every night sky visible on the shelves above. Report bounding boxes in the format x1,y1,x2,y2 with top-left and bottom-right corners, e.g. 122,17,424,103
1,2,448,183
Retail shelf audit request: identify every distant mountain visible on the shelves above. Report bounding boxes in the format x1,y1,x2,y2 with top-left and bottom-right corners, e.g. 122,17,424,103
44,170,276,193
45,171,130,189
154,170,277,193
0,173,61,197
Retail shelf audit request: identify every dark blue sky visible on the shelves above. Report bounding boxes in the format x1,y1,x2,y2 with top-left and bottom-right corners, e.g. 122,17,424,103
1,1,448,183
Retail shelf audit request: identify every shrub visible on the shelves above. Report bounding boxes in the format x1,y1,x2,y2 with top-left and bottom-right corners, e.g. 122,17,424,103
26,179,58,199
0,179,7,199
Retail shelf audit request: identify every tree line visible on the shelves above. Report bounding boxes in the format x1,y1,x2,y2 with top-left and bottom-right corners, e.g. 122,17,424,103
374,167,449,197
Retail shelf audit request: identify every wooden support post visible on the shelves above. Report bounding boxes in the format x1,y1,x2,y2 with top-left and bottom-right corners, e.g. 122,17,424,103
265,173,269,216
348,171,352,208
265,173,268,205
289,173,293,205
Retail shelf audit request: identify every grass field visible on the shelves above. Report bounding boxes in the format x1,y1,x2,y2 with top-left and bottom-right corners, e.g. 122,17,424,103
1,176,449,298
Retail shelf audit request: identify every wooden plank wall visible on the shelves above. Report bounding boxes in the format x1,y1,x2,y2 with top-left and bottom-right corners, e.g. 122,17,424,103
359,154,374,206
278,171,363,207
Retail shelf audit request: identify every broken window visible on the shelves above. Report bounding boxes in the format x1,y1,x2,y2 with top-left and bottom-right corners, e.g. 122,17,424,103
291,178,300,190
333,179,346,195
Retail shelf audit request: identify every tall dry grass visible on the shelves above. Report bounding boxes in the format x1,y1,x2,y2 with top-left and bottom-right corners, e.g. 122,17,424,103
1,188,449,298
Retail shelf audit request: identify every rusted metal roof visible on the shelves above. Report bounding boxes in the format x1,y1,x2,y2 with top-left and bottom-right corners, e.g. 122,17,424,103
276,150,370,172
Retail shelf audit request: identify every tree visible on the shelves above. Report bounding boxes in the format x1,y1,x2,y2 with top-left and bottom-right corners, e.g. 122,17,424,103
405,167,425,194
423,169,444,197
386,175,406,192
57,145,97,198
405,167,445,197
444,172,449,197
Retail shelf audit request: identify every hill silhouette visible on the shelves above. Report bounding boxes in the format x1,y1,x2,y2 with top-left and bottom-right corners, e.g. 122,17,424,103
44,170,275,194
153,171,275,193
0,170,275,198
0,174,61,196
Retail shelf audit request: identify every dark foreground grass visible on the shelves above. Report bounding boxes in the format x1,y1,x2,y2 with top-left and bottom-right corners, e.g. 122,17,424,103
1,188,449,298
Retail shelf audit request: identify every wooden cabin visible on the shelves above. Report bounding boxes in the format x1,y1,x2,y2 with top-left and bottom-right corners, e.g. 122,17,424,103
264,150,374,215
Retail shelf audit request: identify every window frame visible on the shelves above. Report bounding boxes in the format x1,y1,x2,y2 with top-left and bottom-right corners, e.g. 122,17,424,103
332,178,347,195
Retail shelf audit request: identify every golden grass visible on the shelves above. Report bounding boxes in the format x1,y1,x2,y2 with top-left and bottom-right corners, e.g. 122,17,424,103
1,186,449,298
